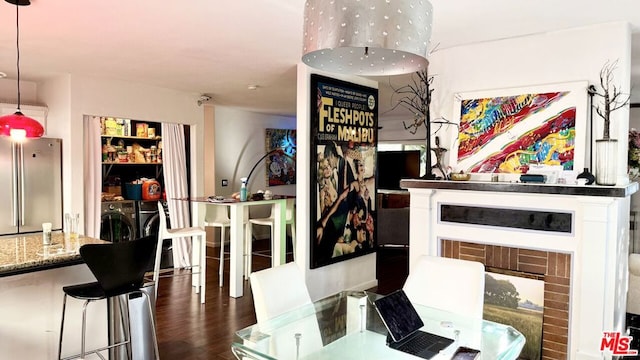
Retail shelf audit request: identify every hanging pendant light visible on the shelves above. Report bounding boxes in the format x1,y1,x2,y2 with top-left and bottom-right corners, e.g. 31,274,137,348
0,0,44,140
302,0,433,76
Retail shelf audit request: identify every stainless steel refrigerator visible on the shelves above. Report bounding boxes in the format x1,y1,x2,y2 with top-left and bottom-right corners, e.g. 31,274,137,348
0,137,62,235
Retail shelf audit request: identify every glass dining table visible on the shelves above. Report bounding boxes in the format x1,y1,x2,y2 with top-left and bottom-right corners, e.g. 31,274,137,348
232,291,525,360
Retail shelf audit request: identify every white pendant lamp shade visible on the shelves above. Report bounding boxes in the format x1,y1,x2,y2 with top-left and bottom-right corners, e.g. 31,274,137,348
302,0,433,76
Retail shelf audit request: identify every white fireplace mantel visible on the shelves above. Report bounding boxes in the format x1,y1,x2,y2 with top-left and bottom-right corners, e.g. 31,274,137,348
401,180,638,360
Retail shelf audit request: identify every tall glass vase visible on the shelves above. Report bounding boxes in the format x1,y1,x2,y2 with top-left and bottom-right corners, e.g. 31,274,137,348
595,139,617,186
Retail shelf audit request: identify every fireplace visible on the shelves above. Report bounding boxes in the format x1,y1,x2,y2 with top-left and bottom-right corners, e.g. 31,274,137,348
401,180,637,360
442,240,569,359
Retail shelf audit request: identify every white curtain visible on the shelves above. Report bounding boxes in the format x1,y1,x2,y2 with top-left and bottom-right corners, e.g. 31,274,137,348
83,116,102,238
162,122,192,268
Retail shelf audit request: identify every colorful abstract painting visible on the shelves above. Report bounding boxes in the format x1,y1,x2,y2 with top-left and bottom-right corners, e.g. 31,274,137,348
452,83,588,180
265,128,296,186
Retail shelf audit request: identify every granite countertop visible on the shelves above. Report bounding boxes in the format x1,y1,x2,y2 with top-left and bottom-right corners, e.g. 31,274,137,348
0,233,108,277
400,179,639,198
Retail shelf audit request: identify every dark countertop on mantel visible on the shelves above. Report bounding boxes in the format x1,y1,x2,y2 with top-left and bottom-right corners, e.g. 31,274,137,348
400,179,639,198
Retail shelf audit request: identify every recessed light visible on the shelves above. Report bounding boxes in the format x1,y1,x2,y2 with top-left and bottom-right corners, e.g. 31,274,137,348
247,85,258,90
0,72,7,79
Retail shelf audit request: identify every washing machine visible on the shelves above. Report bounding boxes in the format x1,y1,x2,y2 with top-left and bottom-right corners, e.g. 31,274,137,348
100,200,137,242
137,200,168,238
137,200,173,268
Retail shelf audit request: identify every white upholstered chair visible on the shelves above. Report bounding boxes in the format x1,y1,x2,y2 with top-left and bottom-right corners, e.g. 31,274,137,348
203,205,231,288
403,255,486,318
245,198,296,278
249,262,322,358
155,201,207,303
249,262,311,323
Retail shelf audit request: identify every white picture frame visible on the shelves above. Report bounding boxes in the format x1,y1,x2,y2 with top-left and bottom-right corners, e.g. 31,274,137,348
449,81,589,184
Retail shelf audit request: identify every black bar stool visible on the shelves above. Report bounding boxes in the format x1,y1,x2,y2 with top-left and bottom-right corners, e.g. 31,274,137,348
57,236,160,360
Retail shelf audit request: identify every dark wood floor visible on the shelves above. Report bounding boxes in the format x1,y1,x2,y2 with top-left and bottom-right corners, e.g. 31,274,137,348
154,242,408,359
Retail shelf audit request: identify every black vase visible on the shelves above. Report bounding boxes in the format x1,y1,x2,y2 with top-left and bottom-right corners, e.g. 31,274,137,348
576,167,595,185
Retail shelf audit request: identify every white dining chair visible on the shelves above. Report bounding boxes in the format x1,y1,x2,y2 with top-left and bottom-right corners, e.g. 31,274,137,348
249,263,322,358
403,255,486,318
245,198,295,278
155,201,207,304
249,262,311,323
203,205,231,288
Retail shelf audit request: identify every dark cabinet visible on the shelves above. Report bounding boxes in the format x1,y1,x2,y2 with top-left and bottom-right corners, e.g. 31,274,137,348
377,191,410,209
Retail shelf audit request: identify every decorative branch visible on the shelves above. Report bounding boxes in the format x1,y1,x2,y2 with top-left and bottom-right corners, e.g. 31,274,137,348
592,59,631,140
390,70,457,179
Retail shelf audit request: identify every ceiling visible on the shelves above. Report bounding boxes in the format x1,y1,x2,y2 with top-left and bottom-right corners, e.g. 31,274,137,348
0,0,639,118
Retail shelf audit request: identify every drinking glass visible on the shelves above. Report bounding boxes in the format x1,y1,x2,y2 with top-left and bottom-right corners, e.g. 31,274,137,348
65,213,79,240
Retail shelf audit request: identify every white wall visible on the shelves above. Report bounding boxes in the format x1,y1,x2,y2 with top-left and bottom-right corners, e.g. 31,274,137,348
212,106,296,239
385,21,632,185
213,106,296,197
379,114,427,143
0,78,38,105
296,64,378,301
38,74,205,233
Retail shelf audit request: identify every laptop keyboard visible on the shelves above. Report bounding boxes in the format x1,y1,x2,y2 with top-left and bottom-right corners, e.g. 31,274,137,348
397,331,451,357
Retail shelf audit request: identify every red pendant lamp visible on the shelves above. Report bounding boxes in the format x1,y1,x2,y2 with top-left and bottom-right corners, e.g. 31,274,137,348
0,0,44,140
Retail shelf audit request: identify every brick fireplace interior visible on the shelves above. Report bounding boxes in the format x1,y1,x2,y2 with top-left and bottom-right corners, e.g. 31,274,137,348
441,240,571,359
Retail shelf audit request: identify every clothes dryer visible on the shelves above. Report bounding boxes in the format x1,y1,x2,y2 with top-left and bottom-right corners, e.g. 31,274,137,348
137,200,169,238
100,200,137,242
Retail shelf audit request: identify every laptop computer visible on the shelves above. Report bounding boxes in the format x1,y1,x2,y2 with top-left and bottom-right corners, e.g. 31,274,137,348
374,289,454,359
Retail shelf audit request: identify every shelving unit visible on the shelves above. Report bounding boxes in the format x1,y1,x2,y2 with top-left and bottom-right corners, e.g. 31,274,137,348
101,135,163,178
100,117,164,197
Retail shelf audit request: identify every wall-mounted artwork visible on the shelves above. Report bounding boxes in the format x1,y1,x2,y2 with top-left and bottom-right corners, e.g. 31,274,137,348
310,74,378,269
451,82,588,182
265,128,296,186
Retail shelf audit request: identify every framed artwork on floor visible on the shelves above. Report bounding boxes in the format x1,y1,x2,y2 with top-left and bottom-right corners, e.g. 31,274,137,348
484,267,545,360
265,128,296,186
450,81,589,183
310,74,378,269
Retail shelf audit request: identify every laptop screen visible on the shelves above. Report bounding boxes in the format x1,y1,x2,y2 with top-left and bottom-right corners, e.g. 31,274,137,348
374,289,425,342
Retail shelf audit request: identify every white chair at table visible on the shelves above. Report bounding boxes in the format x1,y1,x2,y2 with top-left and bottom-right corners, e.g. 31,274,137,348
403,255,485,318
155,201,207,304
203,205,231,288
250,262,311,322
249,263,322,358
245,198,295,279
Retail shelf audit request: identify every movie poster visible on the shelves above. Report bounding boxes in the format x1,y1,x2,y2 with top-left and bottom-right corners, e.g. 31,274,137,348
265,128,296,186
310,74,378,269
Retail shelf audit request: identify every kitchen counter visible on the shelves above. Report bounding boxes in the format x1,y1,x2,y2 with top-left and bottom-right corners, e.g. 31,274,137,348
0,233,111,358
0,233,108,277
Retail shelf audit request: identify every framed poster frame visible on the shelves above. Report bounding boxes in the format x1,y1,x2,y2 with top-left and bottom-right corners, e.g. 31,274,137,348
310,74,378,269
450,81,589,183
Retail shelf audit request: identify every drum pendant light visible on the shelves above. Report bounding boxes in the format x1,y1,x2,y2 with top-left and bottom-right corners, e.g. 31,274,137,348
302,0,433,76
0,0,44,140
